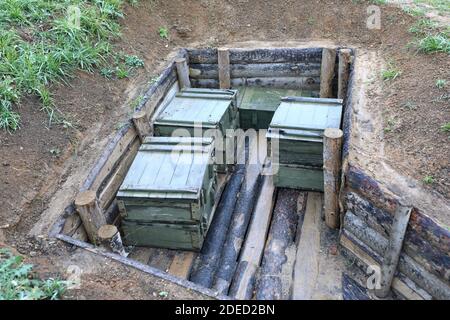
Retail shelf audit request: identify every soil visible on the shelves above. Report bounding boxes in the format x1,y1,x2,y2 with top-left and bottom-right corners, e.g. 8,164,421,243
0,0,448,299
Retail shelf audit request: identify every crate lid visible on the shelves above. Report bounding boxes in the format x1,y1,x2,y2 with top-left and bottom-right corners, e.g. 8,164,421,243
238,87,310,112
267,97,343,142
117,137,214,200
155,89,235,127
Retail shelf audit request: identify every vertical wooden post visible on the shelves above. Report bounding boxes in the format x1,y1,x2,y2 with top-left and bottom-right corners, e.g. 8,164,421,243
319,48,336,98
98,224,128,257
375,206,412,298
218,48,231,89
175,57,191,89
338,49,352,100
132,110,150,142
74,191,106,244
323,128,343,229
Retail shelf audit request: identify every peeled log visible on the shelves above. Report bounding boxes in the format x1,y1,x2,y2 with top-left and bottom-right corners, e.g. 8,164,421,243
338,49,352,100
75,191,106,244
319,48,336,98
212,170,263,295
323,128,343,229
98,224,128,257
189,165,245,287
255,189,303,300
343,211,450,300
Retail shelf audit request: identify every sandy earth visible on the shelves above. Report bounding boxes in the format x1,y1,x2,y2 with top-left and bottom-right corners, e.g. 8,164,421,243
0,0,448,299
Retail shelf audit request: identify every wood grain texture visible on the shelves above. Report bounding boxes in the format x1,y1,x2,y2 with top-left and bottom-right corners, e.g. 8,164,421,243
376,206,412,298
230,175,275,299
168,251,196,279
319,48,336,98
292,192,322,300
218,48,231,89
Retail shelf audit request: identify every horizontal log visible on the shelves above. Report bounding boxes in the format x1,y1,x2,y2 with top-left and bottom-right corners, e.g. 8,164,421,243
82,58,178,196
230,175,275,299
340,232,432,300
256,189,304,300
342,273,370,300
189,165,246,288
189,63,321,79
345,165,450,257
187,47,323,64
98,137,140,210
345,192,450,281
212,170,263,295
81,124,137,193
191,77,320,90
136,50,185,114
343,211,450,299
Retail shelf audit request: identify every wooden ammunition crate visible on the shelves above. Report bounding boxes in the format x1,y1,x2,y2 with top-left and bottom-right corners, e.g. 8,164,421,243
154,88,238,172
116,137,218,250
267,97,343,191
238,87,312,130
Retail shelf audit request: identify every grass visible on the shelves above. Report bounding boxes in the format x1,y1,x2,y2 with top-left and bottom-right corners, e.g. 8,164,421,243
407,16,450,54
158,26,169,39
0,248,68,300
423,175,435,184
441,122,450,133
436,79,447,89
417,33,450,53
0,0,143,132
381,63,401,81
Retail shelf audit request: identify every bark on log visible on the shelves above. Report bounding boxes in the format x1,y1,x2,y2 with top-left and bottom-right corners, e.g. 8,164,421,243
340,232,432,300
132,111,151,142
175,57,191,89
229,175,275,299
346,165,450,256
218,48,231,89
343,211,450,299
255,189,303,300
189,165,245,287
376,206,412,298
98,224,128,257
338,49,352,100
191,77,320,90
345,191,450,282
82,61,177,194
189,62,321,79
319,48,336,98
187,47,323,64
75,191,106,244
212,171,263,295
323,128,343,229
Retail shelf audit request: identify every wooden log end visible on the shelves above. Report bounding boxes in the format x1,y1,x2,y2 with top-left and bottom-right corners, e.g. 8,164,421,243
175,57,187,64
98,224,118,241
132,110,147,120
324,128,344,140
75,190,96,207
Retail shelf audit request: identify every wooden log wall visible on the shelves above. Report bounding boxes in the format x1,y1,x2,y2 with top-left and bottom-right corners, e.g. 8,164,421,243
58,50,184,242
341,165,450,299
187,48,323,91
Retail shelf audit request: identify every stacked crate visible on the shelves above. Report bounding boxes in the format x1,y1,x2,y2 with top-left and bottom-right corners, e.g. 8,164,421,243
154,88,239,172
267,97,343,191
116,137,218,251
237,87,311,130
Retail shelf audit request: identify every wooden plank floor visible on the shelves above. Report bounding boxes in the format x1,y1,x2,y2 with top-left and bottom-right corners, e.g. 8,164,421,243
292,192,345,300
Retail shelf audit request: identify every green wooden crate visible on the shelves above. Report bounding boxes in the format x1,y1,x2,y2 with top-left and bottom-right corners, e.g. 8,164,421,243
267,97,343,190
121,220,204,250
273,164,324,191
237,87,311,130
116,136,218,250
154,88,239,172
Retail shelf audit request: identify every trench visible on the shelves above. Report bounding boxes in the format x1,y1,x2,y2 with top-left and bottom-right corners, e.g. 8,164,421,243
52,46,450,300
